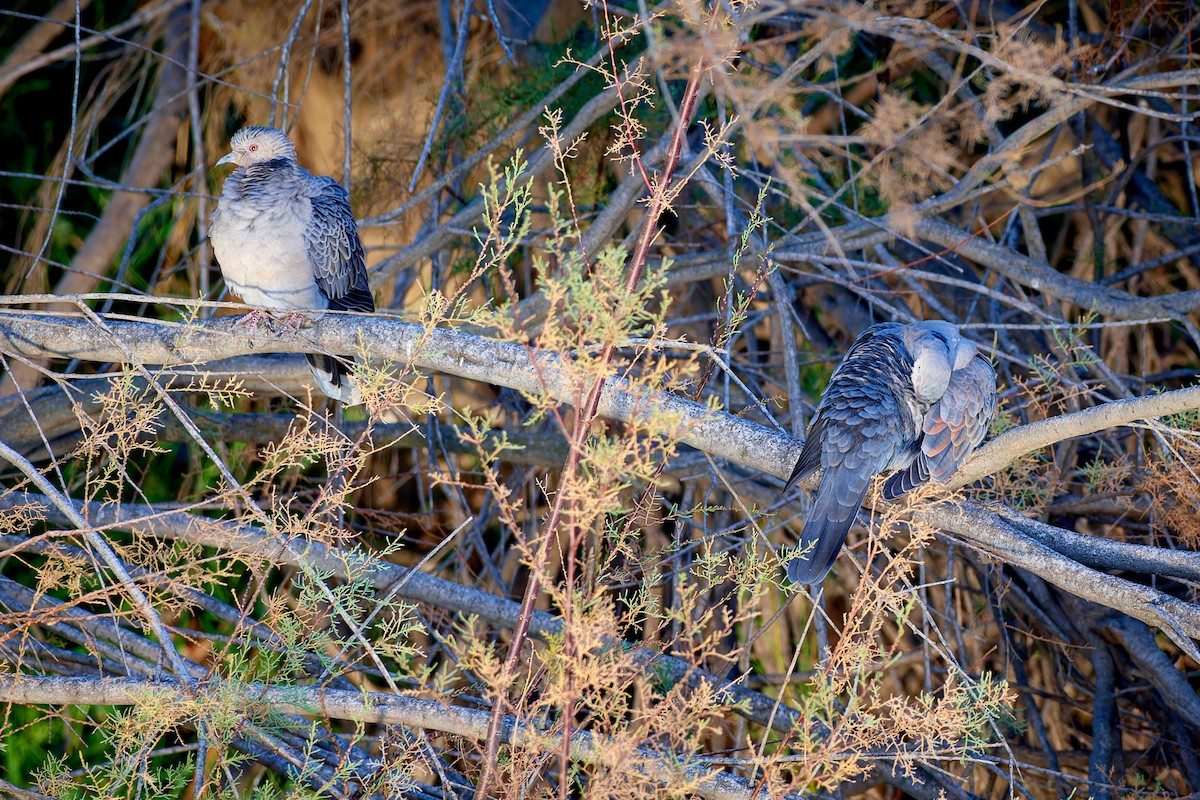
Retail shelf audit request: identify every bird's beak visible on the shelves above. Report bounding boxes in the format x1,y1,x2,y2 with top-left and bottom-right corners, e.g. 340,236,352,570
215,152,237,167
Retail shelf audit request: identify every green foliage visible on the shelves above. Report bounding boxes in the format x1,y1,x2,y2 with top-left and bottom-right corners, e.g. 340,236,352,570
34,0,1197,796
439,37,612,158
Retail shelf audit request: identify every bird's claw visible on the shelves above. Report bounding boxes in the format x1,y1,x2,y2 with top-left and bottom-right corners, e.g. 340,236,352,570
235,308,271,342
281,312,307,332
234,309,307,342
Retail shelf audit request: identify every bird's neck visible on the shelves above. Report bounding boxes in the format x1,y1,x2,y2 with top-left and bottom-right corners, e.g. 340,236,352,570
227,159,299,200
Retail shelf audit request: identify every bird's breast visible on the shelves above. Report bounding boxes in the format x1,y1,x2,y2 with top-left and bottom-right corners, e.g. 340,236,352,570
210,194,325,311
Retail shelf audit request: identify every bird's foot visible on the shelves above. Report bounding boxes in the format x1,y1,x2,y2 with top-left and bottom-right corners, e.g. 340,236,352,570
281,311,307,332
235,308,271,339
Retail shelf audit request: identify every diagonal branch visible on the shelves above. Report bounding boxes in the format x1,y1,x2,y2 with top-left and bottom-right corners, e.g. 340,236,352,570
954,385,1200,487
2,309,1199,649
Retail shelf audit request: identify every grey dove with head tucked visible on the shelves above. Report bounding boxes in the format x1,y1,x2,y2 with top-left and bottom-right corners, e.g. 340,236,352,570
209,126,374,404
782,320,997,585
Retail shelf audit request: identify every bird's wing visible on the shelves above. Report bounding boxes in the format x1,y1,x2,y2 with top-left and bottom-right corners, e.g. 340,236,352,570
782,322,903,493
882,353,997,499
301,175,374,404
304,175,374,313
787,325,916,583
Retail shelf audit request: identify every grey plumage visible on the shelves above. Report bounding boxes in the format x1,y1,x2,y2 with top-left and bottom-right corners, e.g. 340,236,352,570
881,344,997,500
209,126,374,404
783,321,997,585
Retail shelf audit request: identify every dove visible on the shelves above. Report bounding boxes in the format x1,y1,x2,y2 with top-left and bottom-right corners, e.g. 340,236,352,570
210,126,374,404
783,321,996,584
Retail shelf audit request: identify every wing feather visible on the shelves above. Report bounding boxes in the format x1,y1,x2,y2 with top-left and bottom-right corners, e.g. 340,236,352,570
304,176,374,313
882,354,996,499
785,323,923,583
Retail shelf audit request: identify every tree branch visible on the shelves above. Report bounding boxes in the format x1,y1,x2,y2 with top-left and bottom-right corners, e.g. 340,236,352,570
3,308,1198,649
0,674,800,800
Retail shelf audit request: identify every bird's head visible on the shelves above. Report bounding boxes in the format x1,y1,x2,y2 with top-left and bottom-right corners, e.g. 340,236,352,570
215,127,297,168
905,321,959,403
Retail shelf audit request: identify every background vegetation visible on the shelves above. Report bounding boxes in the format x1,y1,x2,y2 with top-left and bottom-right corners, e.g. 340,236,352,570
1,1,1199,798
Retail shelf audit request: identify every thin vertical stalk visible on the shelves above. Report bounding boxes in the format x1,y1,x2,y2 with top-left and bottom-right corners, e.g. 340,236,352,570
471,9,716,796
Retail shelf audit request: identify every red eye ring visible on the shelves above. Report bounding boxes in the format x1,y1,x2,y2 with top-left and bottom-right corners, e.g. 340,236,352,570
248,144,258,152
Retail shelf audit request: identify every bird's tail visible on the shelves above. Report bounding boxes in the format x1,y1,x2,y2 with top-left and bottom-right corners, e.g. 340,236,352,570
306,353,362,405
881,456,929,500
787,466,870,584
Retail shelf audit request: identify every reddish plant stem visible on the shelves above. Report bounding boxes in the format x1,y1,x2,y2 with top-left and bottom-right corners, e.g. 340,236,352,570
602,1,652,191
472,24,712,800
619,249,772,541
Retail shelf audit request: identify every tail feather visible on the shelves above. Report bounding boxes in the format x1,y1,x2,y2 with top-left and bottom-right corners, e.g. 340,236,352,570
782,418,827,494
306,353,361,405
787,467,870,584
881,456,928,500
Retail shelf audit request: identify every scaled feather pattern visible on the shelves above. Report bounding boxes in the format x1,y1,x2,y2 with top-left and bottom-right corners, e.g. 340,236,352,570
209,126,374,404
783,321,997,584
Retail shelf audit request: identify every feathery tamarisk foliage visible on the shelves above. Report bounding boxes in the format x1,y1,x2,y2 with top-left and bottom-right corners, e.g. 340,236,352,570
0,1,1199,798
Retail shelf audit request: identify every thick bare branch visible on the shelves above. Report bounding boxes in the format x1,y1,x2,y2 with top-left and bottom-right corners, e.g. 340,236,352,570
955,385,1200,486
0,309,797,471
3,309,1198,649
0,674,794,800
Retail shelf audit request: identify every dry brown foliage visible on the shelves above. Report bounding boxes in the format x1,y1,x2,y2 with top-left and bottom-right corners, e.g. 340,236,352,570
1,1,1199,799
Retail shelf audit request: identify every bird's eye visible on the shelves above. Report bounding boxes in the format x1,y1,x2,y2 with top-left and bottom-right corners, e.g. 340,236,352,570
248,144,258,152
